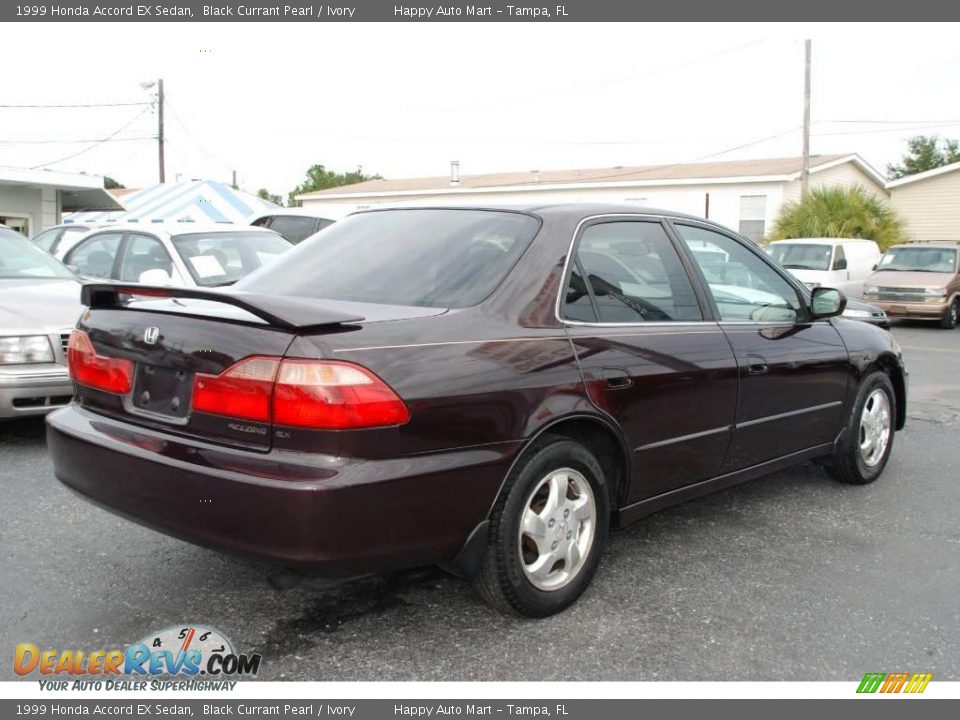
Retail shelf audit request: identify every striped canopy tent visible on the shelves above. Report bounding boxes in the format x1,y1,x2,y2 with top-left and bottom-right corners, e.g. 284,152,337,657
64,180,278,225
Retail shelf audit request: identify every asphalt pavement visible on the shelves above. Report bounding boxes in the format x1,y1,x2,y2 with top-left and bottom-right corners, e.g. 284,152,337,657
1,323,958,681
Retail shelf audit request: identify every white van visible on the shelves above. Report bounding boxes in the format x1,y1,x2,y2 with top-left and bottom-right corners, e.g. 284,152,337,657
767,238,881,298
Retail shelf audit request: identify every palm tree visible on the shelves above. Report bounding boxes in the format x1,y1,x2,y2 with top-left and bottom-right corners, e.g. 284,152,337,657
771,186,905,250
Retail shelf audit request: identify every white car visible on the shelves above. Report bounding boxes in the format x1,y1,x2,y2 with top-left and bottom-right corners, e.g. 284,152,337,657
62,224,292,288
767,238,881,298
31,223,95,259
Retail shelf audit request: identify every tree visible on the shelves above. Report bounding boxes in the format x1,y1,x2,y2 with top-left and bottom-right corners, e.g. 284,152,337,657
887,135,960,179
104,176,125,189
287,164,380,206
256,188,283,206
771,185,905,250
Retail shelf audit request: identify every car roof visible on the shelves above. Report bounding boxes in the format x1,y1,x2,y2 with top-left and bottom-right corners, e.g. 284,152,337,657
769,237,873,244
351,202,711,223
891,241,960,249
250,207,346,221
81,223,280,238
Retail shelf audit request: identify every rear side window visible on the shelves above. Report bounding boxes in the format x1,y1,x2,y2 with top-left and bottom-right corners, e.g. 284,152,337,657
564,221,702,323
237,209,541,308
32,227,61,253
265,215,320,244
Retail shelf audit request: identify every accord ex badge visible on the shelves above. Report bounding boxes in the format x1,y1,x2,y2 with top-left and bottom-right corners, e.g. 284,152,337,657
144,327,161,345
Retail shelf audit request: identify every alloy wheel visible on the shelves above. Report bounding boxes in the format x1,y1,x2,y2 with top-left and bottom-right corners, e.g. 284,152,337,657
859,388,892,467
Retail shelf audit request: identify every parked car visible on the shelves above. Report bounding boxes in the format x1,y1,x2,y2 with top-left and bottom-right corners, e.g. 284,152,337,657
31,223,93,259
0,225,82,419
48,205,906,616
767,238,881,297
841,298,891,329
862,241,960,328
250,208,341,244
62,224,292,287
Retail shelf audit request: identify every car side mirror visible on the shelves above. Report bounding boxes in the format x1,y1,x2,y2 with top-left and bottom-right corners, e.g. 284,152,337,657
810,287,846,319
871,263,878,271
833,257,848,271
139,268,172,285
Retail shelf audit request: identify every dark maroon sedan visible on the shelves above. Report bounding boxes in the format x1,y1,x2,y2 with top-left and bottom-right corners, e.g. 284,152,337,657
47,205,907,616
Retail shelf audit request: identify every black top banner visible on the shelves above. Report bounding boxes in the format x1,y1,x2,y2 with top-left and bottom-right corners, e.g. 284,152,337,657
3,0,958,22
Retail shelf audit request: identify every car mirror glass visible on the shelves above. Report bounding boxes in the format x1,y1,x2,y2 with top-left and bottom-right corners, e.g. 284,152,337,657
810,287,845,318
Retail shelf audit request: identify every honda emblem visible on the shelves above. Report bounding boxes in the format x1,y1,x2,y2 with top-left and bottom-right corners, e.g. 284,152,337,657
144,327,161,345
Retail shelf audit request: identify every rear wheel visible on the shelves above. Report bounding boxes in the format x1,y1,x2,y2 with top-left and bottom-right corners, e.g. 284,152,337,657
473,436,609,617
940,299,959,329
827,371,896,485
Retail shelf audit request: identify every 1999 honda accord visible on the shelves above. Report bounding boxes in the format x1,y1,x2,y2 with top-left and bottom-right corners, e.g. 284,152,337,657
48,205,907,616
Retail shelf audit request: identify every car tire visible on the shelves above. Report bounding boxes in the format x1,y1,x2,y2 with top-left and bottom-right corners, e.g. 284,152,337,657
826,371,896,485
939,299,959,329
473,435,610,617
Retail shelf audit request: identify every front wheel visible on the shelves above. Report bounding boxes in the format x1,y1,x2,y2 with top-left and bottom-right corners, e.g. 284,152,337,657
827,371,896,485
940,299,959,329
473,436,610,617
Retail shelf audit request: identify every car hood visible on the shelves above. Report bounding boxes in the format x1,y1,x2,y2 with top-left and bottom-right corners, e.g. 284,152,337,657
868,270,954,289
0,279,85,334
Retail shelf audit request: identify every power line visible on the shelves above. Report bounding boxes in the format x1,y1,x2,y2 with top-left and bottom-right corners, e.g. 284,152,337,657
0,101,150,108
697,127,802,160
0,136,155,145
29,107,152,169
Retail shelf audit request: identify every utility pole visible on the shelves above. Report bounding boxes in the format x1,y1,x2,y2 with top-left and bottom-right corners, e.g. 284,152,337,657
801,40,811,200
157,78,166,184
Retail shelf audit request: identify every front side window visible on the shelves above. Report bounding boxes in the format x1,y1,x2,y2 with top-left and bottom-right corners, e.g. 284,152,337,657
266,215,320,244
676,224,801,323
67,233,123,279
564,221,702,323
238,209,541,308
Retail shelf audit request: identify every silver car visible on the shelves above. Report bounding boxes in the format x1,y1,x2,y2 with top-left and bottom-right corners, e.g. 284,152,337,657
0,225,82,419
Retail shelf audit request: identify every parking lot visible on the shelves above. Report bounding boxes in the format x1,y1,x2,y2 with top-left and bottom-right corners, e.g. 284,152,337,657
2,323,958,682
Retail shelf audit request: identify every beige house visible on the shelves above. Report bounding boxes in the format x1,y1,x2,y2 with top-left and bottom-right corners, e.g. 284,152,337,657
297,154,887,242
887,161,960,241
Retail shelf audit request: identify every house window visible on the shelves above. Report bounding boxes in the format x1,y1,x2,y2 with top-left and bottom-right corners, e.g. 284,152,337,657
738,195,767,242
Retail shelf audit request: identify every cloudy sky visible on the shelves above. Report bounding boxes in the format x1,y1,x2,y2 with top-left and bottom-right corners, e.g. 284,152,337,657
2,22,959,197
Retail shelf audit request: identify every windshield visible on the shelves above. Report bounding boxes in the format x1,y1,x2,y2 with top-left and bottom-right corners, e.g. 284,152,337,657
237,209,542,308
0,231,75,280
769,243,833,271
171,231,292,287
878,246,958,273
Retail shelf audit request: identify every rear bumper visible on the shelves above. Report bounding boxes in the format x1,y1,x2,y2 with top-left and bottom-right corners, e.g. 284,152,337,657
0,365,72,419
47,406,518,574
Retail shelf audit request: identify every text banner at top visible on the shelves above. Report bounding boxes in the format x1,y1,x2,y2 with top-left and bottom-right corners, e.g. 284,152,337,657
3,0,960,22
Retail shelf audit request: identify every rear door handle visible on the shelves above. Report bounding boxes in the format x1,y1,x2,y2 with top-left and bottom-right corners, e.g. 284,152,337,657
746,354,769,376
602,368,633,390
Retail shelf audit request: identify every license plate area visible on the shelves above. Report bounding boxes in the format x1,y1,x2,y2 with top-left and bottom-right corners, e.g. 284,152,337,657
131,364,192,419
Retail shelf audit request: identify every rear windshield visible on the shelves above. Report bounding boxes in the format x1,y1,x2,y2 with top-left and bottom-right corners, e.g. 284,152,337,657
879,246,958,273
171,231,292,287
237,209,541,308
769,243,833,271
0,231,75,280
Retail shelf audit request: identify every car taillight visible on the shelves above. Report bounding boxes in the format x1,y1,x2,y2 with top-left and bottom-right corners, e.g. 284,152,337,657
273,360,410,429
191,357,410,429
67,330,134,395
192,357,280,423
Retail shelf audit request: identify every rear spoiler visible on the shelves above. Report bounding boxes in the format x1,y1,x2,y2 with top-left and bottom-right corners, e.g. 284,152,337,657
81,284,364,331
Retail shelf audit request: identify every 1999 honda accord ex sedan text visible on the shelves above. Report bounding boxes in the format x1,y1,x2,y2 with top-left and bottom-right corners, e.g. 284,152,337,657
47,205,907,616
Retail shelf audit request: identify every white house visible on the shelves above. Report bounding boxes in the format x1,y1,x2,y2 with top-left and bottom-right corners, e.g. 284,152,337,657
0,166,122,236
887,160,960,241
297,154,888,242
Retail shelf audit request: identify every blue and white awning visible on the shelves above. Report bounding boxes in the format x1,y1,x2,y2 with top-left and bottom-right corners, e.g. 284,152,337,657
64,180,279,225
